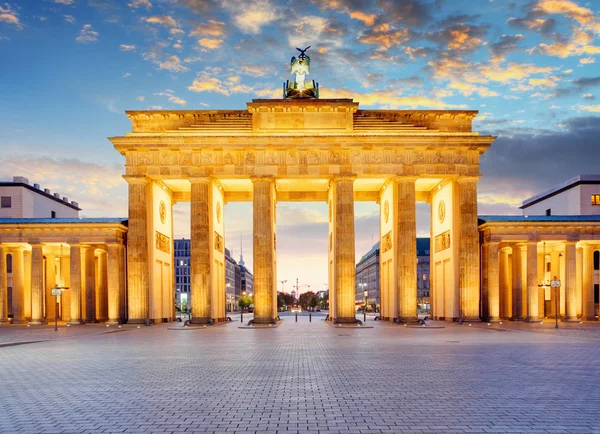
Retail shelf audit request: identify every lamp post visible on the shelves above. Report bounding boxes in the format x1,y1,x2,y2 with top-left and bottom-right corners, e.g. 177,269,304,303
550,276,561,329
363,289,368,322
241,290,246,324
51,283,68,332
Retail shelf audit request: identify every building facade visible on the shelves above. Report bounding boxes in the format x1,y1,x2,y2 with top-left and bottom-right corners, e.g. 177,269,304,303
356,238,431,312
520,175,600,216
174,238,190,310
0,176,80,219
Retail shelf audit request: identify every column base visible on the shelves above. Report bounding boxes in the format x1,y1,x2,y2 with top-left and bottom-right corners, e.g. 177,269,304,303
334,317,360,324
128,318,153,325
188,317,214,325
11,319,27,324
582,316,598,321
0,319,8,324
67,320,85,325
488,317,502,323
396,316,419,324
85,319,99,324
525,317,540,323
562,316,580,322
510,316,524,321
459,316,481,323
28,320,47,326
105,320,120,325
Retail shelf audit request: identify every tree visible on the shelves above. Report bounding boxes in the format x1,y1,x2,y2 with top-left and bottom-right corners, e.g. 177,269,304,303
277,293,286,311
298,291,316,310
238,295,253,312
307,295,318,311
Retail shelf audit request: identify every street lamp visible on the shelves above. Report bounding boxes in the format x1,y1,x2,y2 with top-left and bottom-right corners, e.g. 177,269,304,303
550,276,561,329
241,290,246,324
52,245,69,332
363,289,368,322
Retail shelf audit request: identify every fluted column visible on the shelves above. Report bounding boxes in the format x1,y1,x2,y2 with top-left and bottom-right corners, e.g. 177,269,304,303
190,177,212,324
84,247,96,323
125,176,149,323
582,245,595,320
332,176,357,323
563,241,578,321
11,248,25,324
23,250,31,320
29,244,45,325
68,243,84,325
457,177,480,321
0,246,6,323
487,242,500,322
396,177,417,323
96,250,108,321
45,254,56,321
252,176,277,324
499,247,511,319
106,244,121,324
511,244,524,320
119,244,127,322
525,242,539,322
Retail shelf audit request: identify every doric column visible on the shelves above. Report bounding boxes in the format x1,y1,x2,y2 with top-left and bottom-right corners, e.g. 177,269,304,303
252,176,277,324
125,176,150,323
582,245,595,320
96,249,108,321
457,177,480,321
68,243,84,325
499,247,511,319
563,241,578,321
332,175,357,323
84,246,96,323
576,247,583,317
549,250,560,318
45,254,56,321
525,242,539,322
23,250,31,320
511,244,523,320
11,248,25,324
29,244,46,325
106,244,121,324
487,242,500,322
0,246,6,323
119,244,127,322
396,177,417,323
190,177,212,324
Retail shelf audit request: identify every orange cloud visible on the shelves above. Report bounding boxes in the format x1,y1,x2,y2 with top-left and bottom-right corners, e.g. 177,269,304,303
76,24,99,43
349,11,377,26
144,15,178,27
319,88,468,109
358,26,409,51
190,20,226,37
158,55,188,72
198,38,223,50
0,4,22,29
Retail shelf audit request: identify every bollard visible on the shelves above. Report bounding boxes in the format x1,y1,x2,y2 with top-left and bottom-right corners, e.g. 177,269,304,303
309,313,312,322
295,313,298,322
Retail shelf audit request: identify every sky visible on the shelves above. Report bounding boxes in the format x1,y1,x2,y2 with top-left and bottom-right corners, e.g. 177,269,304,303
1,0,600,295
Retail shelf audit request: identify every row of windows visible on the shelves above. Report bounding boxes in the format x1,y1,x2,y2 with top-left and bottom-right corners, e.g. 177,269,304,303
1,197,11,208
592,194,600,206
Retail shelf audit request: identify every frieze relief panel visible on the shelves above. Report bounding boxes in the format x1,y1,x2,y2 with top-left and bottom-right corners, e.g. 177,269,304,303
214,231,224,253
156,231,171,253
434,230,451,252
381,230,392,253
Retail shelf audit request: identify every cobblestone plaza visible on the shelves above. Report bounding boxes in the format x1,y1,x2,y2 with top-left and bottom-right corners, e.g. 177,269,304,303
1,317,599,434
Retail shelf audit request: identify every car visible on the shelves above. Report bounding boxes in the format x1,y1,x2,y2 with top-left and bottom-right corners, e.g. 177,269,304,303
315,308,321,312
290,306,302,313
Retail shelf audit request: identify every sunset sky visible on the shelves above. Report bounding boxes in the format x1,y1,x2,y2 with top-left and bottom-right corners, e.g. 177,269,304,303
1,0,599,295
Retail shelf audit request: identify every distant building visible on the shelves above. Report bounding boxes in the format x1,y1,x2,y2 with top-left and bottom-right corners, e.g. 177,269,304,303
355,238,430,311
0,176,80,218
174,239,190,310
175,240,252,312
520,174,600,216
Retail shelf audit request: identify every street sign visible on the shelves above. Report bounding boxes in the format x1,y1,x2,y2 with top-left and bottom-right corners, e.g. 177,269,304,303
550,279,561,288
51,288,62,296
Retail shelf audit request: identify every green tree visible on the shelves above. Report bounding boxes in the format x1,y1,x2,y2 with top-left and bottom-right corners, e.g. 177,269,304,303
277,293,286,311
298,291,316,310
238,295,253,312
307,295,318,311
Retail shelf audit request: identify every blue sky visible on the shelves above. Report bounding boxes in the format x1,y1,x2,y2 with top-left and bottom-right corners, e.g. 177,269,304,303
1,0,600,293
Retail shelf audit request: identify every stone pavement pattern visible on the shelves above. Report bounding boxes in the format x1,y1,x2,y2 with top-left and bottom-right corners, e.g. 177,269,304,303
1,314,599,434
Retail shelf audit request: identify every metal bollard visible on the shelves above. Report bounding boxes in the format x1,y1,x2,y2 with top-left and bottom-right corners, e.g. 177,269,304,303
309,313,312,322
295,313,298,322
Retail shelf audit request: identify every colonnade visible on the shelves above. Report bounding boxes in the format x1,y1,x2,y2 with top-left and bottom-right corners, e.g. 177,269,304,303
482,240,599,322
0,243,126,325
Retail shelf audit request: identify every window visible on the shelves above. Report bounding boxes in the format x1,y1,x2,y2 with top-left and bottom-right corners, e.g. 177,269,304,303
545,208,551,216
592,194,600,206
423,273,427,281
51,211,56,218
594,251,599,271
0,196,11,208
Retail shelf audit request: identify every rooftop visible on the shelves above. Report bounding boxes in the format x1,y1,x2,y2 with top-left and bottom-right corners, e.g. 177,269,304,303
0,218,128,225
520,174,600,209
479,215,600,224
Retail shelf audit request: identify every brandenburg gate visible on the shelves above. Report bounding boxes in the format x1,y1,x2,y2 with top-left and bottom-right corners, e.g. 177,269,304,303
110,98,495,325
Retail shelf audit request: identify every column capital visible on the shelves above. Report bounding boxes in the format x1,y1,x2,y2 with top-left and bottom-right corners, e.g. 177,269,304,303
189,175,211,184
330,174,356,183
394,175,418,183
456,175,481,184
123,175,149,185
250,175,275,184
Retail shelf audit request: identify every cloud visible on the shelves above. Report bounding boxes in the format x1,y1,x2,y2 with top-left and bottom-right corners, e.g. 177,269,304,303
188,68,261,95
120,44,136,51
576,104,600,112
64,14,76,23
221,0,279,34
349,11,377,26
136,96,145,101
376,0,433,27
579,57,595,64
436,23,488,52
479,116,600,205
319,88,468,109
0,4,22,29
154,90,186,105
241,64,269,77
144,15,178,27
358,23,410,51
128,0,151,9
76,24,99,43
54,0,75,4
189,20,226,37
197,38,223,50
123,72,131,78
554,75,600,97
157,54,187,72
489,34,524,62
